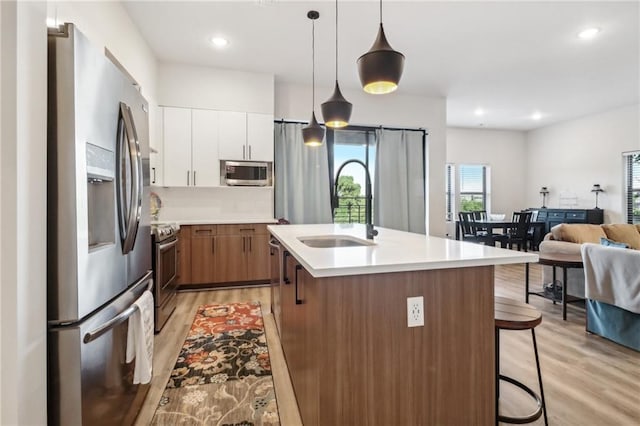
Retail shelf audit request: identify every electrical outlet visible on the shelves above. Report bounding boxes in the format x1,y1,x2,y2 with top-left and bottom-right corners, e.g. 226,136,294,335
407,296,424,327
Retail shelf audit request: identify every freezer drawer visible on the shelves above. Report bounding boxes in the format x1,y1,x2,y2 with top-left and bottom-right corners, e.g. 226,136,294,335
48,272,152,426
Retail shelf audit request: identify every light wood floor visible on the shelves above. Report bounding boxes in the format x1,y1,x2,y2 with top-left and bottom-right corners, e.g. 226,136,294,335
136,265,640,426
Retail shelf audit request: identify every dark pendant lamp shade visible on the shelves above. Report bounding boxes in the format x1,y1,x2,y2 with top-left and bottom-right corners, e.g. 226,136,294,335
322,81,352,128
303,10,325,147
321,0,352,128
302,111,325,147
357,21,405,94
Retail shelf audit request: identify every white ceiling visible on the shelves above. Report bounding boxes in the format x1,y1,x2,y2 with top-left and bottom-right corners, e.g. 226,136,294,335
123,1,639,131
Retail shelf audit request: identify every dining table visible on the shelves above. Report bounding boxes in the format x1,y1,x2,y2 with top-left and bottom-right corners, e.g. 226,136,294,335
455,219,547,250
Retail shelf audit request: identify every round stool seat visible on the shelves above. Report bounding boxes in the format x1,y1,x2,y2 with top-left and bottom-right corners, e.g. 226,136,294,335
495,296,542,330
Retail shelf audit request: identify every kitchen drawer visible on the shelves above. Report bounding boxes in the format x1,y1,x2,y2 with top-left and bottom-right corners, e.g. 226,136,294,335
217,223,269,235
565,211,586,220
191,225,217,238
547,211,565,219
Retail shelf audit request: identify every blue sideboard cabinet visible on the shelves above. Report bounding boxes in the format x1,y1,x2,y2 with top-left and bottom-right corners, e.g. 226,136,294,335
532,208,604,235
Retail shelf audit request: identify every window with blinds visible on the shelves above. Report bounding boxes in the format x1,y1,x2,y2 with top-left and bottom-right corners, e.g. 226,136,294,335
625,152,640,224
445,164,489,219
459,165,487,212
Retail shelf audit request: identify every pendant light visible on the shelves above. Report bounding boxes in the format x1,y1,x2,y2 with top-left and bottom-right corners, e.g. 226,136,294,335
357,0,405,94
321,0,352,128
302,10,325,147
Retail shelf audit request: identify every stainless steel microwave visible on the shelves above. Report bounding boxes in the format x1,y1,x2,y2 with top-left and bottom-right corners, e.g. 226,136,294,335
222,161,271,186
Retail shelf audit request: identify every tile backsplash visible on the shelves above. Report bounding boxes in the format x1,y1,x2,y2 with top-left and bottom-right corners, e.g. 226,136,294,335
151,186,274,221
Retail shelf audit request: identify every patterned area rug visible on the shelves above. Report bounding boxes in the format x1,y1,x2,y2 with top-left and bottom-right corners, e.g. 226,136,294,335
151,302,280,425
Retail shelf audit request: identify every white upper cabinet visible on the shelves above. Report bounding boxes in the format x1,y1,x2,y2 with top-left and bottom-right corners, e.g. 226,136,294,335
150,105,164,186
162,107,192,187
218,111,274,162
191,109,220,187
247,113,274,162
162,107,220,187
161,106,273,187
218,111,247,161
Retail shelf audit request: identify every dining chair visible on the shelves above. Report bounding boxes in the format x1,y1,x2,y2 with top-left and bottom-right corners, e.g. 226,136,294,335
472,210,488,234
459,212,483,243
507,211,533,251
526,210,539,250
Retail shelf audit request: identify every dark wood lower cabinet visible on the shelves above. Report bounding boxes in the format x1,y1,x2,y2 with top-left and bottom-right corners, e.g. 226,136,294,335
178,223,271,287
176,227,191,285
280,252,495,425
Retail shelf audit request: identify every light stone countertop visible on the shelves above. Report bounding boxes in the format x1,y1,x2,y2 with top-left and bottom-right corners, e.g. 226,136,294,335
268,223,538,278
151,218,278,227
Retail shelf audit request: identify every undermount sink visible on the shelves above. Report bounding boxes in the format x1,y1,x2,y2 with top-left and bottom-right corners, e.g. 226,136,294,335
298,235,376,248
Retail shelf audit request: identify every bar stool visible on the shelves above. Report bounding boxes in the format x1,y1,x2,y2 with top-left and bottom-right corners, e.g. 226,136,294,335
495,296,548,425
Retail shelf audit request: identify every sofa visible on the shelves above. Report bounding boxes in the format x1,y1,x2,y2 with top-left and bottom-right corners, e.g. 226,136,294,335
539,223,640,350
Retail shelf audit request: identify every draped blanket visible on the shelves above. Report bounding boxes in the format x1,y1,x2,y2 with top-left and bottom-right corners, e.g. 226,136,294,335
581,243,640,314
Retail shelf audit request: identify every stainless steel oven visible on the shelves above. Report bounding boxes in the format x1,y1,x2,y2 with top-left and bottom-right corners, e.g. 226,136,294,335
151,224,178,332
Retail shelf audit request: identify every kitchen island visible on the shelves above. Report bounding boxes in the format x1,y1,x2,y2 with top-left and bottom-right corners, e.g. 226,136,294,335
267,223,538,426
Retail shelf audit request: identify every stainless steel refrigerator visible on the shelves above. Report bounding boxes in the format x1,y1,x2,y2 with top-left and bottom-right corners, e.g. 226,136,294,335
47,23,152,426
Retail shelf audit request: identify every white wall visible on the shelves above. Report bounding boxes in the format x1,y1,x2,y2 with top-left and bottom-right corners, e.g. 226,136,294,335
0,2,3,419
1,1,48,424
275,82,447,236
525,104,640,223
158,62,274,113
153,187,274,222
447,127,528,216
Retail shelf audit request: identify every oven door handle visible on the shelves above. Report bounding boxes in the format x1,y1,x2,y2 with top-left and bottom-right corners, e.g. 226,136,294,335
158,238,177,252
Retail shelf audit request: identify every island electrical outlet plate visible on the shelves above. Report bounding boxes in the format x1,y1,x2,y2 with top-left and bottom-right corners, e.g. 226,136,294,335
407,296,424,327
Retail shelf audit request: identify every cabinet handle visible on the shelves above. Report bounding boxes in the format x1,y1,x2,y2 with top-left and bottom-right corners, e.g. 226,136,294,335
187,170,190,186
211,237,215,253
152,167,156,184
295,264,303,305
249,236,252,252
242,236,246,253
195,229,212,234
243,145,245,160
239,228,255,232
283,251,290,284
193,170,196,186
248,145,252,159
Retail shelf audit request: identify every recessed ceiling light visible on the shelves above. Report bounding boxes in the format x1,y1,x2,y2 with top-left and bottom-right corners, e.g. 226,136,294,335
211,37,229,48
531,112,542,120
578,27,601,40
474,108,485,116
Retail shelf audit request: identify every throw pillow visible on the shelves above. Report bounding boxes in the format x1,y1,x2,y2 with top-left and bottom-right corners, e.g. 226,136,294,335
602,224,640,250
554,224,606,244
600,237,629,249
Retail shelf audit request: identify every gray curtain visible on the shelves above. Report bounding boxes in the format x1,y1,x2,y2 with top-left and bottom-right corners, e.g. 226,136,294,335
374,128,426,233
274,122,333,224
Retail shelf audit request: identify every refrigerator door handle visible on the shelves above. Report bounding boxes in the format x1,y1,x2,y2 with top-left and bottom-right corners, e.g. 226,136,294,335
117,102,142,255
83,271,152,343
